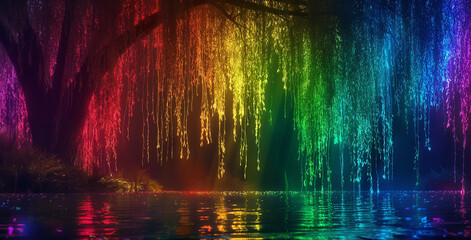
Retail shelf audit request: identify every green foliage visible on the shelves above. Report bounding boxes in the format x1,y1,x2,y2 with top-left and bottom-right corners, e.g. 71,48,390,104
110,169,163,193
134,170,163,192
0,145,84,192
0,143,162,193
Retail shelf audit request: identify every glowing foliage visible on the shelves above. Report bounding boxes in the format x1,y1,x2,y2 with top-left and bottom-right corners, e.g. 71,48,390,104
0,55,30,147
0,0,470,190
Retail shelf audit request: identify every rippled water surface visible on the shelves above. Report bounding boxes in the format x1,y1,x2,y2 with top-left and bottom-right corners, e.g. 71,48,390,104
0,191,470,239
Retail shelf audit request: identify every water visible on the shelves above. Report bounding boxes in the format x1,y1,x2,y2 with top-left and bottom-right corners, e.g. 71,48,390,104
0,191,469,239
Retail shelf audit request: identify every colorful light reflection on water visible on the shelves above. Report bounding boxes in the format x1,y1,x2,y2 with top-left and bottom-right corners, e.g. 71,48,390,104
0,192,470,239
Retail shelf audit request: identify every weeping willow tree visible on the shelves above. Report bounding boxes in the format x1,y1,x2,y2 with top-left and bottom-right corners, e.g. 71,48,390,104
0,0,308,167
0,0,469,191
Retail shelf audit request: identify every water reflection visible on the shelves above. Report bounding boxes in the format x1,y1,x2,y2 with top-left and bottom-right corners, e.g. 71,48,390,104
174,192,263,237
76,195,117,238
0,191,470,239
297,193,333,231
213,193,262,234
0,218,25,237
459,193,470,238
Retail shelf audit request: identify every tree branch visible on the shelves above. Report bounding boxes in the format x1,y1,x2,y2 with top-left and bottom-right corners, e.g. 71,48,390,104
75,11,165,93
0,21,19,70
217,0,308,17
52,0,76,97
71,0,308,109
272,0,307,6
0,0,48,94
73,0,209,95
0,1,23,72
212,3,248,30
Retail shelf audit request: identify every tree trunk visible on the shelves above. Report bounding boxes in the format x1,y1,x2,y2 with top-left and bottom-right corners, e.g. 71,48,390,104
1,0,305,169
27,102,87,165
24,72,93,165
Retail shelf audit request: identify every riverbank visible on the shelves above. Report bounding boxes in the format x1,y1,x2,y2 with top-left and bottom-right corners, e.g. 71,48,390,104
0,143,161,193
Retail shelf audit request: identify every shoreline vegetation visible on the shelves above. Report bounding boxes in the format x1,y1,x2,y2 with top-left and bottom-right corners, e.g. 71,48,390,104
0,134,461,193
0,137,162,193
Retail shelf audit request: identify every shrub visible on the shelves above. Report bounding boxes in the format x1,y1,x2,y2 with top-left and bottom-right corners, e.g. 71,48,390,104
0,145,162,193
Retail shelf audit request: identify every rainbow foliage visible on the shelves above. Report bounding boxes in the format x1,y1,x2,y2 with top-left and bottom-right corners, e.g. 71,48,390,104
0,0,469,191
